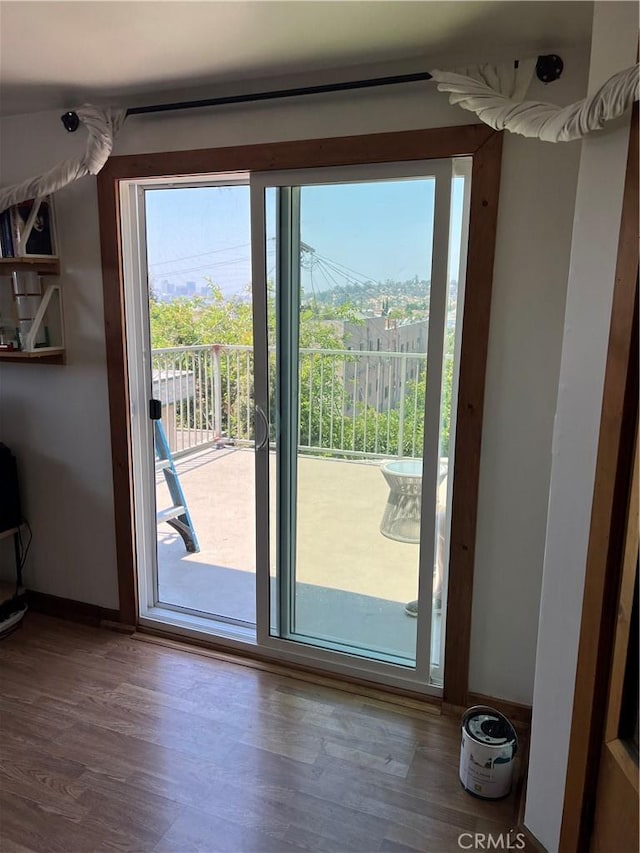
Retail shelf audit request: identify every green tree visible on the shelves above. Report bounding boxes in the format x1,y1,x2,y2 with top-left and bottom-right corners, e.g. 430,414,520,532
150,280,358,445
149,281,454,460
270,292,361,449
150,280,252,348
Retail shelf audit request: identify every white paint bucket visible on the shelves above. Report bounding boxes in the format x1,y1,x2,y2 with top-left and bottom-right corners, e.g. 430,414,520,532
459,706,518,799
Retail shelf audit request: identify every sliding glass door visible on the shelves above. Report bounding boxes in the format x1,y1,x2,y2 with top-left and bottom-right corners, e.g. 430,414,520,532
121,156,471,693
251,160,469,685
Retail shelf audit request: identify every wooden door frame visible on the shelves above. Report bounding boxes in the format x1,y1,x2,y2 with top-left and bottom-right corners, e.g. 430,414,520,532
560,107,639,851
96,124,503,705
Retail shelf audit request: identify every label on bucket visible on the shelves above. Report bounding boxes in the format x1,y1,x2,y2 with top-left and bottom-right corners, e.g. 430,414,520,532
459,731,514,799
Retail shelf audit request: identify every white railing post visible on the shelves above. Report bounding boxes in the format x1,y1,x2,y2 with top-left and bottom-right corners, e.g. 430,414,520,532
212,345,223,444
397,354,408,456
151,344,428,460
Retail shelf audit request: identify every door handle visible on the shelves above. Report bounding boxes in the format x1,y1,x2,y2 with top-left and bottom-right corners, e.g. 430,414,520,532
149,399,162,420
255,404,270,451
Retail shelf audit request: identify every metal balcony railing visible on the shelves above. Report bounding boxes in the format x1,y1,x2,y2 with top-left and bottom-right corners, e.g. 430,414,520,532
151,344,436,460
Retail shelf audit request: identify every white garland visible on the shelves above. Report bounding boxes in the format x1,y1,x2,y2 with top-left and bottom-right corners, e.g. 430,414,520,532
0,105,126,213
430,63,639,142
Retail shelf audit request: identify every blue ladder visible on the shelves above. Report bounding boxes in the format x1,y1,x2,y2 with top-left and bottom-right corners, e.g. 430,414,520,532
154,420,200,553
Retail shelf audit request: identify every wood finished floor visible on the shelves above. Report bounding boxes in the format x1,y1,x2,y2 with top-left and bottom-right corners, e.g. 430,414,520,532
0,615,524,853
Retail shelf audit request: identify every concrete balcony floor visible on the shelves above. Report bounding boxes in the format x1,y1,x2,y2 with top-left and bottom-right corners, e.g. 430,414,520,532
156,447,440,664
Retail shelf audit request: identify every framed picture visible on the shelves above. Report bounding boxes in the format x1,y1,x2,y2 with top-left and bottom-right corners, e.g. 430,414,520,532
10,196,57,258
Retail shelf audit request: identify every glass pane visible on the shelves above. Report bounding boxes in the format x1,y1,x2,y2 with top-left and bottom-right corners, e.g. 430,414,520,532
270,177,440,666
144,183,257,625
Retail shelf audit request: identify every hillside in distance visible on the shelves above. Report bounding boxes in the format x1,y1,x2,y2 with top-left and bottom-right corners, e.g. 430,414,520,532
310,277,433,312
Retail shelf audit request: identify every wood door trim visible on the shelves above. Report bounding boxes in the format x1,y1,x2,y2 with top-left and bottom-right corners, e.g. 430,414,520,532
604,429,638,744
442,130,502,705
100,125,494,182
591,741,639,853
97,124,503,703
97,168,138,626
559,107,639,852
605,737,640,792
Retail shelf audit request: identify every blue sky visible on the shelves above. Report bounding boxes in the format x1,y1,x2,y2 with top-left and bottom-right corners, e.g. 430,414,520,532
145,177,464,299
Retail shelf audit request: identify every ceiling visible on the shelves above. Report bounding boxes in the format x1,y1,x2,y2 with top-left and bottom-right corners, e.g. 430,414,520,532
0,1,595,117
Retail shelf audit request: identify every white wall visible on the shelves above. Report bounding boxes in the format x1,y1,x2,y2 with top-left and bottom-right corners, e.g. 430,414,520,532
0,120,119,607
0,48,588,701
524,3,638,850
468,122,583,703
